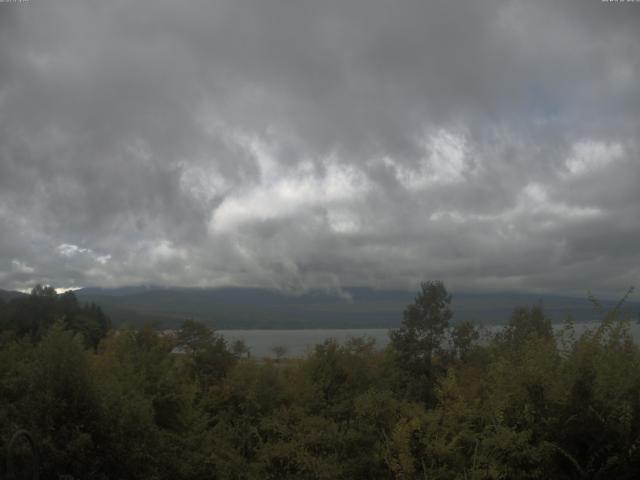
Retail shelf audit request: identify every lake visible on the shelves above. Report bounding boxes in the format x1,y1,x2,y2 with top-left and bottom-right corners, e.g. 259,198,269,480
220,328,391,357
220,321,640,358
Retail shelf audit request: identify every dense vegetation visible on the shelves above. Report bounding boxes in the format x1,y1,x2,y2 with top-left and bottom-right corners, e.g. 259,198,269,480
1,282,640,479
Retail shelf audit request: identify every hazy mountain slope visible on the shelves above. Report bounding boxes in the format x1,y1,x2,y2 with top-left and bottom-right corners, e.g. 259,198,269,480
0,289,28,302
74,287,640,329
3,286,637,329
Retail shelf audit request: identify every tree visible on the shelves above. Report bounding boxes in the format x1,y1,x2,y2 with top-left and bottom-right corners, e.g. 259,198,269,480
390,281,452,401
271,345,288,361
176,319,215,354
0,286,110,347
450,320,480,361
500,303,552,347
232,339,251,358
176,319,236,388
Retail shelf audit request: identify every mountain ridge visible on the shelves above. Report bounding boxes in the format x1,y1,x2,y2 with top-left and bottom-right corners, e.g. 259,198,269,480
75,286,638,329
3,286,637,329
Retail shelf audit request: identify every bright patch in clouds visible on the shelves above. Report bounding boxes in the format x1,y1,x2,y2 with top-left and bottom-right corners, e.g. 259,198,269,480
209,160,368,234
327,209,360,234
518,183,601,222
96,255,111,265
390,129,469,190
179,163,230,207
565,140,623,176
521,183,548,205
429,181,602,230
148,239,187,262
422,129,468,184
56,244,111,265
57,244,90,257
11,260,34,274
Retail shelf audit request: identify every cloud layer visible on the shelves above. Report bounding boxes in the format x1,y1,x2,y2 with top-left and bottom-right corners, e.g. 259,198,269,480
1,0,639,295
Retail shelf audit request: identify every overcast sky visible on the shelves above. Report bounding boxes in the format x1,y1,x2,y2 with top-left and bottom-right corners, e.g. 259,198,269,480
1,0,639,295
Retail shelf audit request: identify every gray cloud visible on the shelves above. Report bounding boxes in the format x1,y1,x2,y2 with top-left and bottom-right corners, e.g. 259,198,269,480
0,0,639,295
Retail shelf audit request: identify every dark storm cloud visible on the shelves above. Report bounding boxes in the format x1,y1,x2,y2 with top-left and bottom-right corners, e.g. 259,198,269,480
0,0,639,295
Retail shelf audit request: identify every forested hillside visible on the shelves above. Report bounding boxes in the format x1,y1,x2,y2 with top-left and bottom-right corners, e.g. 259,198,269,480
2,283,640,478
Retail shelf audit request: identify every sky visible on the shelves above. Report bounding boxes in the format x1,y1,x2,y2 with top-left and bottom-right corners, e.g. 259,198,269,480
0,0,639,296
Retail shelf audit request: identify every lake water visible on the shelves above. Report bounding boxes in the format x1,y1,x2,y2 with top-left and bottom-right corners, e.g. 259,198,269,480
220,321,640,358
220,329,391,358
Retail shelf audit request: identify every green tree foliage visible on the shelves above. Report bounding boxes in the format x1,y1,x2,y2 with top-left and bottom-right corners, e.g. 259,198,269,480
0,285,110,348
450,320,480,361
2,283,640,479
176,319,238,389
499,303,553,347
389,280,453,402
